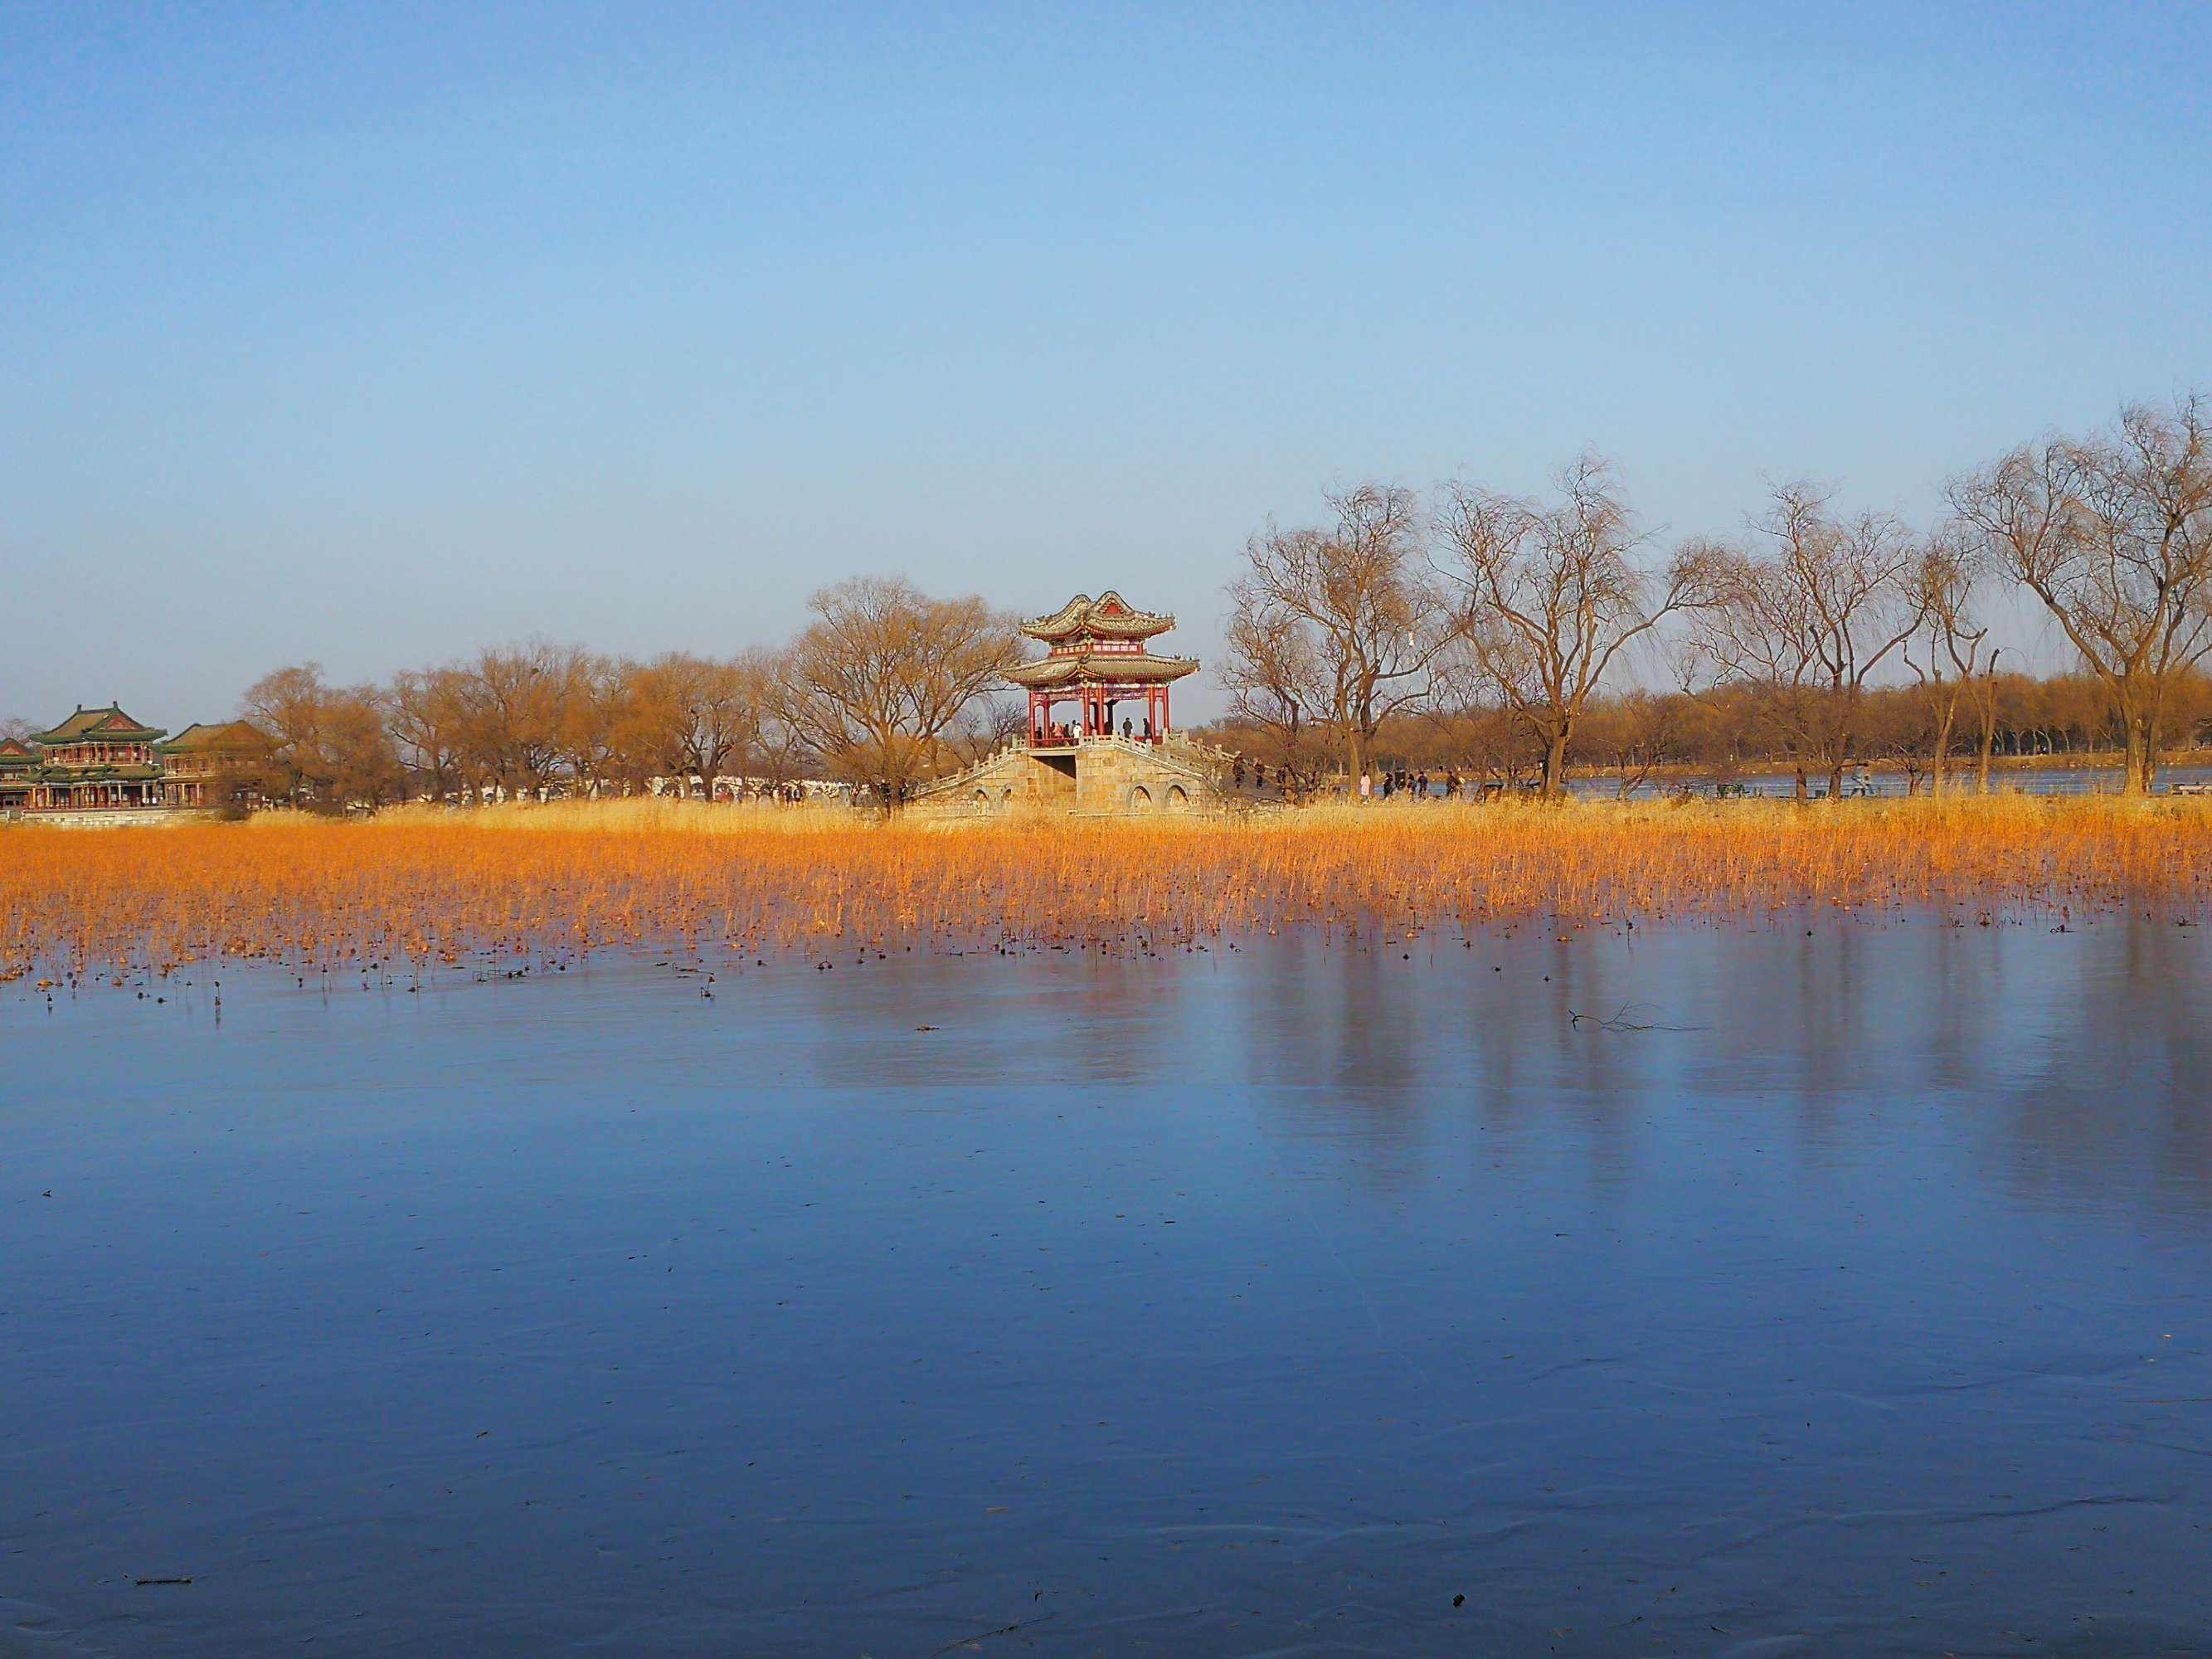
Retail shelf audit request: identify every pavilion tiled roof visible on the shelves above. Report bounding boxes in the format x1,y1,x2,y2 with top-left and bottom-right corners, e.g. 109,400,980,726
33,704,166,744
158,720,270,755
1004,652,1199,688
1020,591,1177,643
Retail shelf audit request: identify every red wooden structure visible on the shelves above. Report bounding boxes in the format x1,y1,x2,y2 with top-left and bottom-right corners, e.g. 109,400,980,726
1005,592,1199,747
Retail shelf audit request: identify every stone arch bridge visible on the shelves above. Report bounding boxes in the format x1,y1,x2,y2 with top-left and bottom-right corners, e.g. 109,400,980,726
909,732,1233,820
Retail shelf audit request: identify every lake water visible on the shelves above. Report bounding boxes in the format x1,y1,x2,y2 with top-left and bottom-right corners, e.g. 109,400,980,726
5,919,2210,1657
1561,763,2212,800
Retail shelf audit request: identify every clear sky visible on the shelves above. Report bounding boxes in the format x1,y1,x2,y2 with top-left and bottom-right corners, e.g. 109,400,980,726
4,2,2208,722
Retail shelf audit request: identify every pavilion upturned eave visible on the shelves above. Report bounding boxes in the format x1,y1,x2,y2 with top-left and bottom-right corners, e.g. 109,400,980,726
1004,653,1199,689
1018,590,1177,644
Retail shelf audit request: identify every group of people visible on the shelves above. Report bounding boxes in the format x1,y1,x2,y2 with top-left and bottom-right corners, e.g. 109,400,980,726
1227,757,1475,800
1033,716,1158,746
708,780,814,805
1356,767,1465,801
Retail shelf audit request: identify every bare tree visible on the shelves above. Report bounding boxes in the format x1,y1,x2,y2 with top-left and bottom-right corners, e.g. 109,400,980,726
241,663,401,810
1218,592,1335,794
241,664,329,803
778,576,1021,810
627,651,766,797
746,654,816,799
1578,687,1697,798
1902,533,2004,795
456,641,580,800
1437,454,1720,797
1227,483,1456,787
387,667,471,801
1948,395,2212,793
944,691,1027,768
1694,483,1927,800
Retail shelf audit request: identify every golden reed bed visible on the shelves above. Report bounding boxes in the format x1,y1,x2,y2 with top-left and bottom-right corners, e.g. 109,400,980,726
1,795,2207,977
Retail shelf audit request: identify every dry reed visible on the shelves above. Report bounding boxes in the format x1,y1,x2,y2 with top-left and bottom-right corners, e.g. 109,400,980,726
2,795,2206,980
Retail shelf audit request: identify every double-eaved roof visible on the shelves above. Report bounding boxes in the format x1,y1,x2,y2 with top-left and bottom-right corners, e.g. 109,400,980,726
1008,590,1198,690
1004,651,1198,688
33,704,167,745
1020,591,1177,643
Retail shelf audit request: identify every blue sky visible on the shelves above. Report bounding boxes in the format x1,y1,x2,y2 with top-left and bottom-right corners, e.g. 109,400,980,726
3,2,2208,721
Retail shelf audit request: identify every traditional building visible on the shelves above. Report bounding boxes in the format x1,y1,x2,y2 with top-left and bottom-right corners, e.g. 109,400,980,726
1004,591,1199,745
0,737,38,815
20,705,168,811
0,707,270,820
158,722,270,808
912,591,1228,817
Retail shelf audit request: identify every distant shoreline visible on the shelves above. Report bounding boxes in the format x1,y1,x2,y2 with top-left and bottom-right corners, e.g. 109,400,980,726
1571,748,2212,783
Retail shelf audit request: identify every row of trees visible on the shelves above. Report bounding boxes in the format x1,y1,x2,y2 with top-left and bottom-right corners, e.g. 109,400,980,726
20,396,2200,812
1223,395,2212,796
1213,669,2212,799
232,577,1027,810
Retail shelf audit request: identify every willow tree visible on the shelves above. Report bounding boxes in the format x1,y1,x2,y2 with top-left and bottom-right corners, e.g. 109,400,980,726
1903,533,2001,795
626,650,771,797
1218,591,1334,793
1437,453,1719,798
1226,483,1456,787
1694,484,1927,801
779,576,1021,810
1948,396,2212,793
453,640,587,800
240,662,403,810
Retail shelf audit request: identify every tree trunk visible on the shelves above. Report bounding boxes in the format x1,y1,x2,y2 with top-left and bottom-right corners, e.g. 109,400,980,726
2126,714,2157,795
1542,730,1569,800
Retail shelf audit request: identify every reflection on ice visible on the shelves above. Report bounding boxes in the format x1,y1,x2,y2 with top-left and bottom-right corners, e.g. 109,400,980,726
2,916,2208,1656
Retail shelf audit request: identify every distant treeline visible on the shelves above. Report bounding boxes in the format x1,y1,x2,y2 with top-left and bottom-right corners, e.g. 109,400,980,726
1212,394,2212,797
105,650,2210,816
211,575,1026,810
1200,669,2212,796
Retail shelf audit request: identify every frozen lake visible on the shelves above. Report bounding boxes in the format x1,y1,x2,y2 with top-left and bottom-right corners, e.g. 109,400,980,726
5,918,2210,1656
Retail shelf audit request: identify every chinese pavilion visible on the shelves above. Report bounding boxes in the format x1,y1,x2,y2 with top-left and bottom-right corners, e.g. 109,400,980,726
1006,591,1199,747
909,591,1227,818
